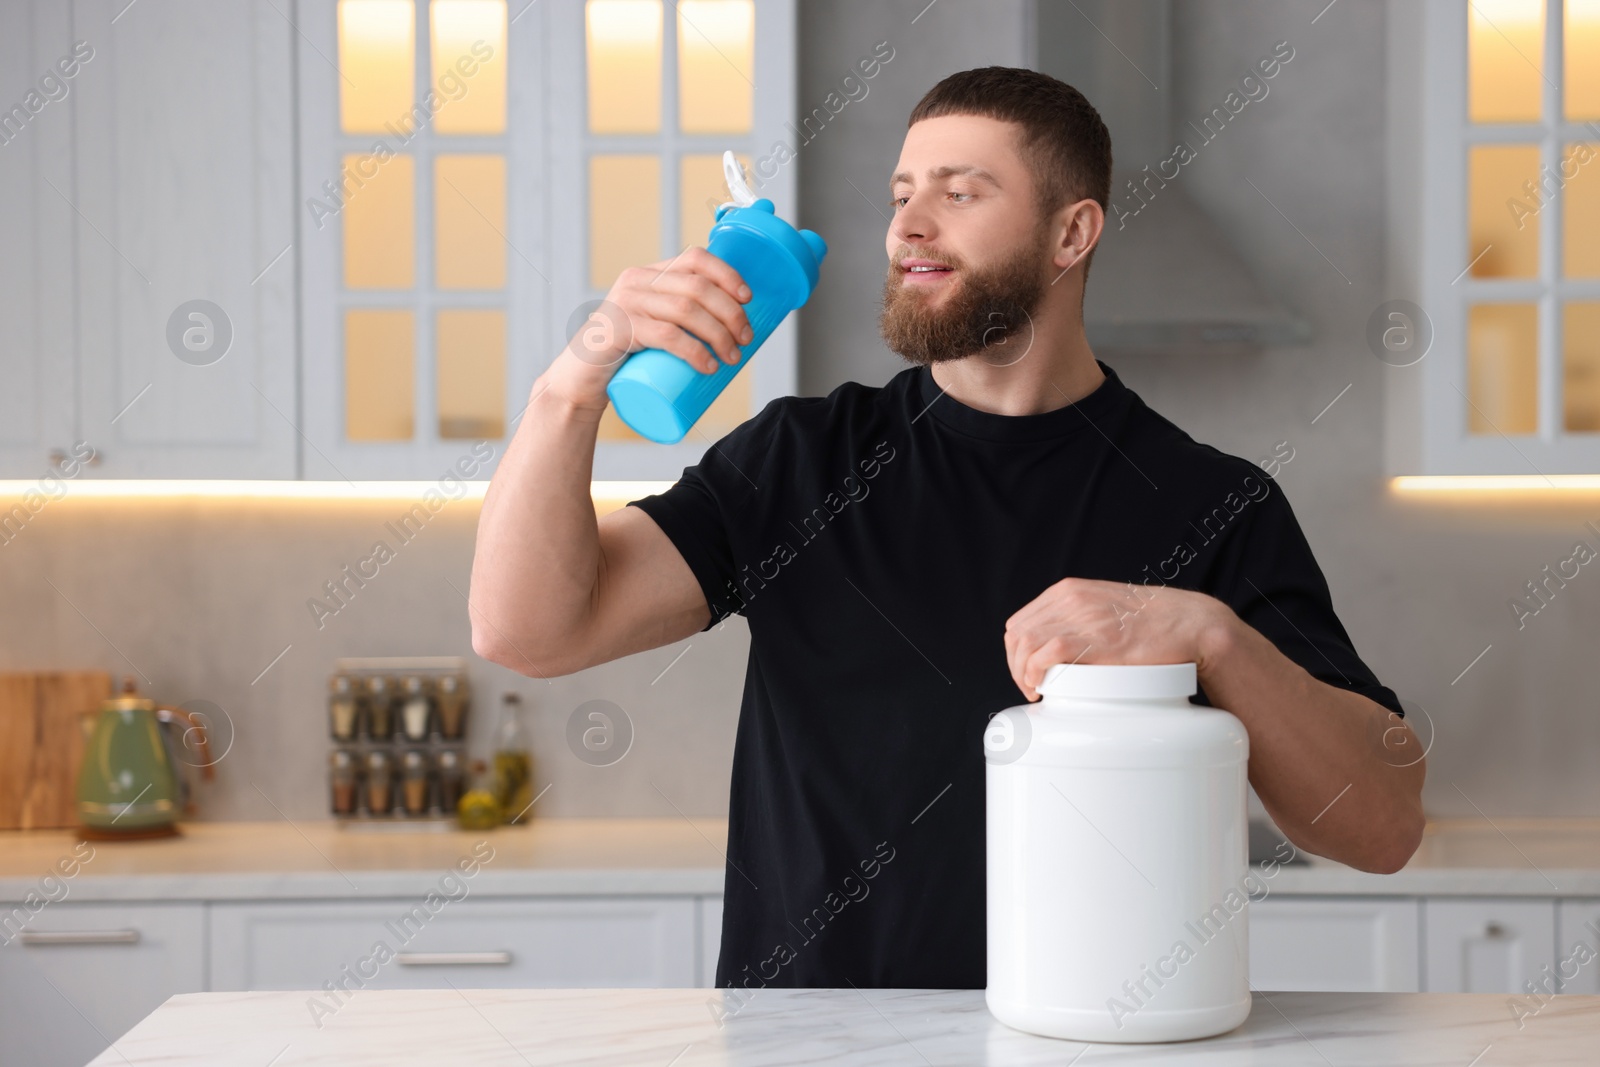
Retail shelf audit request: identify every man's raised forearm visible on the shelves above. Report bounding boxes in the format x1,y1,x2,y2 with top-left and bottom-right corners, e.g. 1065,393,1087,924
468,348,613,676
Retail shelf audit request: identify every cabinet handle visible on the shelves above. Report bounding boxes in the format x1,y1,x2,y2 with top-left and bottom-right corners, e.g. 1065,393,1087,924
394,951,512,967
47,448,101,468
18,929,141,946
1484,922,1506,939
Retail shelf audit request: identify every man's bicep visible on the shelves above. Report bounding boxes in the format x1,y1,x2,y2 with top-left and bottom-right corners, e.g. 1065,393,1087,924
1209,479,1404,716
579,505,713,668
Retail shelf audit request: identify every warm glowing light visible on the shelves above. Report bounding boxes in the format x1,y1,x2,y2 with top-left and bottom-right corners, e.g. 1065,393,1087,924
431,0,507,134
0,481,675,502
1568,0,1600,120
586,0,663,133
678,0,754,133
1392,475,1600,492
1468,0,1544,124
339,0,416,134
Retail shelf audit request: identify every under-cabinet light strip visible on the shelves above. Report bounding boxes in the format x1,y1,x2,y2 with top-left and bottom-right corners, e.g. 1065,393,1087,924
1392,476,1600,492
0,480,675,501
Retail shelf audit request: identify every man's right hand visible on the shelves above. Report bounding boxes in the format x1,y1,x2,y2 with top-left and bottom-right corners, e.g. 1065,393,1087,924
546,247,756,413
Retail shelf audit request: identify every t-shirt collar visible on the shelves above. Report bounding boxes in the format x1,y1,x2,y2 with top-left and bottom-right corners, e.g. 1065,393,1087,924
913,359,1130,443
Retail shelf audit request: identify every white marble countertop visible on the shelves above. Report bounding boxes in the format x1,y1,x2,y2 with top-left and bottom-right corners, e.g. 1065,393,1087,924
89,987,1600,1066
7,817,1600,903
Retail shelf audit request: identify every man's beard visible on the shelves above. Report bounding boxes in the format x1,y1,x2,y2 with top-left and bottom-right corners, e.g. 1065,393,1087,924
878,227,1050,367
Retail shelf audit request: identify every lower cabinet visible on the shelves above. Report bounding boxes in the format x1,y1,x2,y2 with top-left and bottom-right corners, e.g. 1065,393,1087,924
1249,897,1420,992
700,895,723,987
209,897,699,991
0,903,205,1067
1421,898,1556,993
1556,900,1600,993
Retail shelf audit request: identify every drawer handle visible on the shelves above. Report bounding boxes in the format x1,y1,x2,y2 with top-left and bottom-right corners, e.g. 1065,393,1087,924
394,951,512,967
1484,922,1506,939
18,930,141,946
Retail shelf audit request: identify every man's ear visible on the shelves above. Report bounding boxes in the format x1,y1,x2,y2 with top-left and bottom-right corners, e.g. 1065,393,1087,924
1052,198,1104,274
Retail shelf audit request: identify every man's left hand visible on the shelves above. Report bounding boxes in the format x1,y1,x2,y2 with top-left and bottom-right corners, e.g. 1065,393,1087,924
1003,577,1235,701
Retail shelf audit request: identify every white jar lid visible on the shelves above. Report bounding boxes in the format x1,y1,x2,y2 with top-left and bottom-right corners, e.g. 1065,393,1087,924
1038,662,1197,700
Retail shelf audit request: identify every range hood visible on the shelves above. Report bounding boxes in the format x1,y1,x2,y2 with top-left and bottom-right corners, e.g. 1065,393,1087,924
1035,0,1312,354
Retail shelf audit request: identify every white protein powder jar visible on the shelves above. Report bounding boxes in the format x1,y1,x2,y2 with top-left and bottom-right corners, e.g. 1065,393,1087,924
985,662,1251,1043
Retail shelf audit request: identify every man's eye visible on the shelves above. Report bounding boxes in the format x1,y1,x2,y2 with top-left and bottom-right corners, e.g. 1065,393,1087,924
949,192,974,203
891,196,909,209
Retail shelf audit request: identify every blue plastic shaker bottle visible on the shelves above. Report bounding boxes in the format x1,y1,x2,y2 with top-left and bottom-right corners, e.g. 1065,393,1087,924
605,197,827,444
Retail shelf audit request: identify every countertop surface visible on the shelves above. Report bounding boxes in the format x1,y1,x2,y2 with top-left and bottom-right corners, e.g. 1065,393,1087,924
6,818,1600,902
0,819,731,901
88,987,1600,1066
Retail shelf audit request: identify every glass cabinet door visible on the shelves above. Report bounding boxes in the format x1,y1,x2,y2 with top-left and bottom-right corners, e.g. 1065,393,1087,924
299,0,796,480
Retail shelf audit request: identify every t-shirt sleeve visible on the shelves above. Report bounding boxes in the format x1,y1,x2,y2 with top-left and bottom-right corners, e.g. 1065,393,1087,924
624,404,778,632
1198,470,1405,719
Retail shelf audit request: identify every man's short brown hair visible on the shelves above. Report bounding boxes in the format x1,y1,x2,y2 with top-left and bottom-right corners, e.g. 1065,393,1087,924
907,66,1113,279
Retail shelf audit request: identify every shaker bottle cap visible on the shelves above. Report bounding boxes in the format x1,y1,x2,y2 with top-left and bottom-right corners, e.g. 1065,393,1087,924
1038,662,1197,701
720,149,759,211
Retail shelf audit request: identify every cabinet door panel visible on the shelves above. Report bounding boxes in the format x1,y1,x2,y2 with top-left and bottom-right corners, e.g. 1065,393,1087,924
1422,898,1556,993
0,1,76,475
699,895,722,988
1249,897,1420,992
296,0,539,480
72,0,296,477
1555,900,1600,993
210,897,697,991
0,902,205,1067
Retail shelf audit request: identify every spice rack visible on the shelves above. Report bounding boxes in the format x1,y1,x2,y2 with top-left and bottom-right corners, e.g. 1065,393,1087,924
327,656,470,825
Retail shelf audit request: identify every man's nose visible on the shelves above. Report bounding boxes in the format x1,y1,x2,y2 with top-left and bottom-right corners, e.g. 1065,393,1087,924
890,192,935,244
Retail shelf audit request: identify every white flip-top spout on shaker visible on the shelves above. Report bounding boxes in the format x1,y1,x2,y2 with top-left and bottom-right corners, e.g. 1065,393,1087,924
985,662,1251,1043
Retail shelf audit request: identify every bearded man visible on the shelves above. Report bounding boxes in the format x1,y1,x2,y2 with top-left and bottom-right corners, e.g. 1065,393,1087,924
469,66,1424,990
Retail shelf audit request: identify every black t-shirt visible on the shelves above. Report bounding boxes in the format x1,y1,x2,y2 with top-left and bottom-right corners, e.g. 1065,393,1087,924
627,359,1402,991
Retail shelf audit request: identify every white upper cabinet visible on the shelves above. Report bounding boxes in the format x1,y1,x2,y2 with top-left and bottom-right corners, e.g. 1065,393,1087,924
549,0,800,481
297,0,540,480
1,0,800,482
0,3,82,476
70,0,299,478
298,0,798,481
1392,0,1600,475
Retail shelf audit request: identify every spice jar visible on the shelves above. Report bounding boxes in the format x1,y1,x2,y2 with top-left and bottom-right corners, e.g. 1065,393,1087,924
435,672,470,740
365,675,395,741
400,675,433,742
328,674,360,741
400,749,431,816
364,750,395,814
329,749,359,816
436,748,464,815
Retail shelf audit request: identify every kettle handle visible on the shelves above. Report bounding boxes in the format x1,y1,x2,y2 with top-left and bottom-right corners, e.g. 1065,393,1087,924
154,705,217,781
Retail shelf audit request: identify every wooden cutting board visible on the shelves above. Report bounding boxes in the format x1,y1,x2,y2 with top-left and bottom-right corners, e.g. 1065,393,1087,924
0,671,113,830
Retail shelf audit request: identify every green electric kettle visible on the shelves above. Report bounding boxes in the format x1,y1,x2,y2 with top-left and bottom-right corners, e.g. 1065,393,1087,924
76,678,214,837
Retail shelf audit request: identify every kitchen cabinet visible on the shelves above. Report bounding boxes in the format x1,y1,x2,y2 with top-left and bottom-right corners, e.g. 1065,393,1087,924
5,0,806,482
699,894,722,987
296,0,801,481
209,897,699,991
0,902,205,1067
1248,896,1420,992
1422,898,1557,993
1555,900,1600,993
67,0,298,478
0,2,78,477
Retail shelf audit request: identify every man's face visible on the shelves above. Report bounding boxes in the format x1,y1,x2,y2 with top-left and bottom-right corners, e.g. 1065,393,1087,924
879,114,1054,366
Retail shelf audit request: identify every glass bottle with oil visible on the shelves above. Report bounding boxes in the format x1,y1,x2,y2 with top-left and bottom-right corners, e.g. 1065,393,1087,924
457,759,501,830
492,691,533,824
